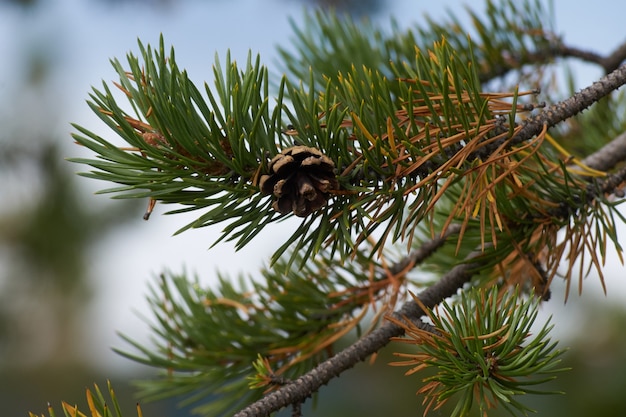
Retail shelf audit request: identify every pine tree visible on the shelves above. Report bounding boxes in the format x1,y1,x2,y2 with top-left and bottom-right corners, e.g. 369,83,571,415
38,1,626,416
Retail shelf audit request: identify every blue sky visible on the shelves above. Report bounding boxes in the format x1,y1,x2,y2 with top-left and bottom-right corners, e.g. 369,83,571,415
1,0,625,371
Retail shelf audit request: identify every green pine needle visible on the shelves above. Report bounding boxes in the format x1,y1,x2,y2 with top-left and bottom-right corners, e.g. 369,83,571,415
390,286,567,417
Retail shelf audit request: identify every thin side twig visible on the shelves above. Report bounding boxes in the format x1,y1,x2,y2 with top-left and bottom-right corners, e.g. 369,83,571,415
389,224,462,275
557,40,626,73
600,39,626,74
480,39,626,82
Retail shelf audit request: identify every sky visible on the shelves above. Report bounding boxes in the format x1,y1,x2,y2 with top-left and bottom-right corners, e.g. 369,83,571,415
1,0,626,372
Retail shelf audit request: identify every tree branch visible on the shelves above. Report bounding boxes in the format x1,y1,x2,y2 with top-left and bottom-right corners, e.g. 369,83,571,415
558,39,626,73
581,130,626,172
480,40,626,82
602,40,626,74
410,65,626,180
233,253,480,417
477,64,626,161
599,165,626,195
556,44,606,67
388,224,462,275
522,65,626,135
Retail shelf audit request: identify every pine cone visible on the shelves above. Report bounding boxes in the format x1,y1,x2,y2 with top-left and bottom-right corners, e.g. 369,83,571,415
259,146,338,217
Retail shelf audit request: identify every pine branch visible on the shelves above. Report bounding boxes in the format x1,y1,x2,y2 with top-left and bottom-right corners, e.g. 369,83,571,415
482,40,626,82
484,64,626,157
555,45,605,68
233,251,481,417
388,223,462,275
602,40,626,74
581,130,626,171
555,40,626,74
115,218,463,416
598,165,626,196
281,1,556,89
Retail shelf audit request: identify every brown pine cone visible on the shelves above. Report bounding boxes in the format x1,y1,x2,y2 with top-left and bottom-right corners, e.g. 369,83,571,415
259,146,339,217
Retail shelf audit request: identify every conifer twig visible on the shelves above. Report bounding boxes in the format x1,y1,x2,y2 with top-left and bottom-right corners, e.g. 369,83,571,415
233,253,481,417
598,165,626,196
388,224,462,275
480,39,626,81
601,40,626,74
478,64,626,161
516,64,626,141
554,40,626,74
581,130,626,172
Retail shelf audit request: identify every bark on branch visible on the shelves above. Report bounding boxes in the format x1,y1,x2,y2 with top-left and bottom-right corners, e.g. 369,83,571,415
518,65,626,138
582,130,626,172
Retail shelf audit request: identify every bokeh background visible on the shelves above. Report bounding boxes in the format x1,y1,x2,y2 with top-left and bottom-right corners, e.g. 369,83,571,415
1,0,626,415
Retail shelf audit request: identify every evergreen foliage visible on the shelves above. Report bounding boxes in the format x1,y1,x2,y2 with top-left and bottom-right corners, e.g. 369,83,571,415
28,381,143,417
54,1,626,416
389,287,566,417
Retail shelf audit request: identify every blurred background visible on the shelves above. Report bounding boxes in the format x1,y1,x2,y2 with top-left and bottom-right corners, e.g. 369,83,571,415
1,0,626,415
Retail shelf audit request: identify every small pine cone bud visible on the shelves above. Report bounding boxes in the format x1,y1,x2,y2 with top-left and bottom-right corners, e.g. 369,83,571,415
259,146,339,217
